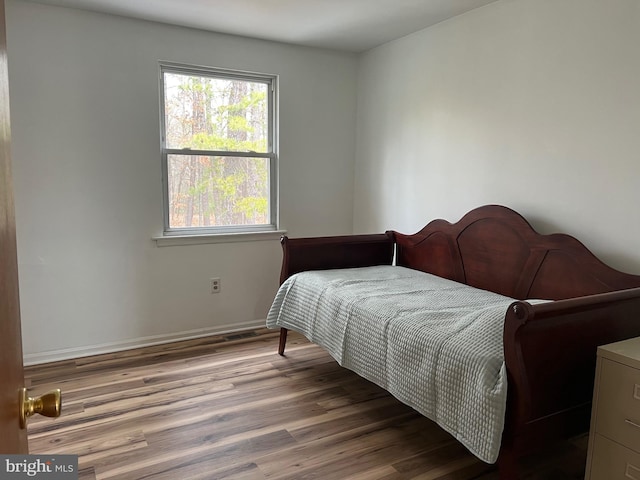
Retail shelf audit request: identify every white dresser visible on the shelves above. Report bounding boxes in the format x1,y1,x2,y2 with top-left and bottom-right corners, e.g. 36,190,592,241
586,337,640,479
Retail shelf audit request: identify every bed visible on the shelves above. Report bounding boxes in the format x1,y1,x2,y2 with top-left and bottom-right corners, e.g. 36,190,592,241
266,205,640,479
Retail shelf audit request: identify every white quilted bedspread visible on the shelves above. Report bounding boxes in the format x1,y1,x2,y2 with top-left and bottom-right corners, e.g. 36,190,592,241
266,265,517,463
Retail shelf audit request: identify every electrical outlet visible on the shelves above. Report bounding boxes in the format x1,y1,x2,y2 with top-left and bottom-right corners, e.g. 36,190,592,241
210,277,221,294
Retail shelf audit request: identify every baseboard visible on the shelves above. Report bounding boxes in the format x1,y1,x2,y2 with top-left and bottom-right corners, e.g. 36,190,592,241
23,319,268,366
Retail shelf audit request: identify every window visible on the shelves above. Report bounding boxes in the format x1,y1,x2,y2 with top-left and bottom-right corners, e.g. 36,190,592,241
159,62,278,236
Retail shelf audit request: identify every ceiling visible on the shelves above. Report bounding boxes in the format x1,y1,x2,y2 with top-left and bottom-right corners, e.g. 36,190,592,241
29,0,499,52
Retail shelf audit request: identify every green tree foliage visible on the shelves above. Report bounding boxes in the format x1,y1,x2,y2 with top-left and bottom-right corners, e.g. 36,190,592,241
164,73,270,228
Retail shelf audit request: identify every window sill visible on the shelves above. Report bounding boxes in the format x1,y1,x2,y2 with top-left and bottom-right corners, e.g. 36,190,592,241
153,230,287,247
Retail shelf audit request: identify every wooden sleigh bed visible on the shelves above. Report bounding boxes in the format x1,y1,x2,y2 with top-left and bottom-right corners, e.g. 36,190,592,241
267,205,640,479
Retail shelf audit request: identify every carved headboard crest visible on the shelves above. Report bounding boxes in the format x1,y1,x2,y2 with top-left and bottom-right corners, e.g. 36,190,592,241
392,205,640,300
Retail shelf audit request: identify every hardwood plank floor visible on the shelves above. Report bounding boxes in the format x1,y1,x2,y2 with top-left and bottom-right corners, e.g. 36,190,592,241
25,329,588,480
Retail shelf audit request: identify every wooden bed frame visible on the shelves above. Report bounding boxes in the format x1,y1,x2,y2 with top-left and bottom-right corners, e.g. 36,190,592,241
274,205,640,479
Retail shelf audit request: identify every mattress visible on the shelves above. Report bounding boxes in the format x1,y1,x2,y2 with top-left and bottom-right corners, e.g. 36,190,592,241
266,265,518,463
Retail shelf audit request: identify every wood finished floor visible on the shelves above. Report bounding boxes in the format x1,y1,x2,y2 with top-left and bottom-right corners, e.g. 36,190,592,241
25,329,588,480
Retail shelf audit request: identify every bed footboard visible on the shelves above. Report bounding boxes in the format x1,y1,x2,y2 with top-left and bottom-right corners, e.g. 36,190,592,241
279,233,394,283
500,287,640,475
276,233,394,354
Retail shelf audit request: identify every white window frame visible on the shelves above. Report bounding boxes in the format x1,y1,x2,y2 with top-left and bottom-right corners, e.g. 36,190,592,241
159,62,279,237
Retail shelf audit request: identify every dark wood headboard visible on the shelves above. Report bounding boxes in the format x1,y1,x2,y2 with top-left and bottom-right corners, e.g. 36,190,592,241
393,205,640,300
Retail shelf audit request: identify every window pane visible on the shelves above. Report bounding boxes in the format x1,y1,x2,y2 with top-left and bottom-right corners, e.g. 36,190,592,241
167,154,269,228
164,73,269,153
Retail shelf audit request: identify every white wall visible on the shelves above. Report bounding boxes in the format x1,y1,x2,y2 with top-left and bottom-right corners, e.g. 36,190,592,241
355,0,640,273
6,1,357,362
9,0,640,362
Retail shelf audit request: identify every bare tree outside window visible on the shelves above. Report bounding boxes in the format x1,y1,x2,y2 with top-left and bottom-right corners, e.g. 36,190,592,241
160,64,277,234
